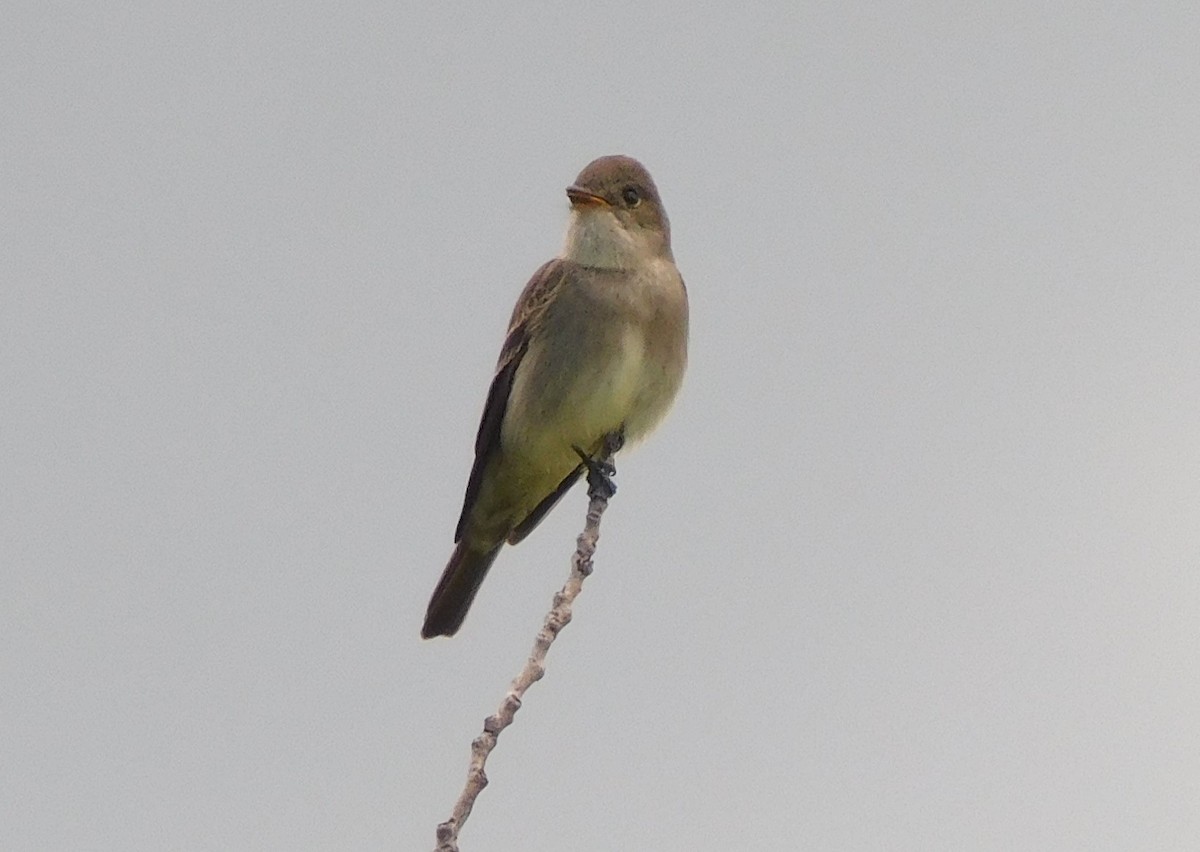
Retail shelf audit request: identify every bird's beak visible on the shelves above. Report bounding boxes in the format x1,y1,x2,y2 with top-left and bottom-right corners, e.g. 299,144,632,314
566,186,610,209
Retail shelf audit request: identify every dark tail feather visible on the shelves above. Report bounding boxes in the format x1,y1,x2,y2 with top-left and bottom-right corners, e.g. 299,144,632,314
421,540,502,638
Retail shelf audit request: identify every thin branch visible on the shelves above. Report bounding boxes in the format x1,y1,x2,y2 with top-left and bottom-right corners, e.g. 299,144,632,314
433,447,616,852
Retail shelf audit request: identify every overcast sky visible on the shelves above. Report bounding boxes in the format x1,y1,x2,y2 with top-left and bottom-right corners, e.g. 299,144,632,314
4,3,1199,850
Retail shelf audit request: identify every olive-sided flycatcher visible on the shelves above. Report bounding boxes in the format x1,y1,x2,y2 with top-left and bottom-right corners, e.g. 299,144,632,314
422,155,688,638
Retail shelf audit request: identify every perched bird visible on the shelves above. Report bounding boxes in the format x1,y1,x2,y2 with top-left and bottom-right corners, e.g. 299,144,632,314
421,155,689,639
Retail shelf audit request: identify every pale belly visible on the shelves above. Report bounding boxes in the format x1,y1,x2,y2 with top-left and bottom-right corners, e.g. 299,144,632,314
501,324,676,476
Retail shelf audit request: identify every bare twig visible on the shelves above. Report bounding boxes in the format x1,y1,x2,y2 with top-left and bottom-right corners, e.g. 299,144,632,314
433,446,616,852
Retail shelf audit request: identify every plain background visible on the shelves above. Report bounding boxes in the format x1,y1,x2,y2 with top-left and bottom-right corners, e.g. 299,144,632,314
4,3,1198,850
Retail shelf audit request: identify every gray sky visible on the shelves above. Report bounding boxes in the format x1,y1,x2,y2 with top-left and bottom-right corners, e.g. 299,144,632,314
4,3,1199,850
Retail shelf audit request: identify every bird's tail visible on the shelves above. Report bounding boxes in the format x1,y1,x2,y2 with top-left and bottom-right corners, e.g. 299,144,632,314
421,540,502,638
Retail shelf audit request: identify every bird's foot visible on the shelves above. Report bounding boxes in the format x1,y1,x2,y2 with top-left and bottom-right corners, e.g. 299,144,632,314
573,429,624,500
602,427,626,457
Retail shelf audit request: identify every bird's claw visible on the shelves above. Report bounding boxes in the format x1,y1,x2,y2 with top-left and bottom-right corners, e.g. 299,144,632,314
602,428,625,457
573,442,618,500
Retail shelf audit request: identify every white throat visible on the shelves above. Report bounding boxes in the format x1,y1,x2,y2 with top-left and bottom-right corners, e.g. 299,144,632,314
562,210,651,271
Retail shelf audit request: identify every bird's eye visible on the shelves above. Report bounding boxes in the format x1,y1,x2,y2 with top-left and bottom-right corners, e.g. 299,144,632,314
621,187,641,207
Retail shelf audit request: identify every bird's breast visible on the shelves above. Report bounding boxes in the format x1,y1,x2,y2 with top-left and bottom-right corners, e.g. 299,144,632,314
574,322,649,433
501,261,686,471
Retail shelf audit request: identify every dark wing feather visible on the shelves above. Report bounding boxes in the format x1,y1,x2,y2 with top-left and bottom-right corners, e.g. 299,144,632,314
507,465,583,544
454,259,573,542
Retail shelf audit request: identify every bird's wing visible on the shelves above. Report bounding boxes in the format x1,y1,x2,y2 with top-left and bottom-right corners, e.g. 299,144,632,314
506,465,582,544
454,259,574,542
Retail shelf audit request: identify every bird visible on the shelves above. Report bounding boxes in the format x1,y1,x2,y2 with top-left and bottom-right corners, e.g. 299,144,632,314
421,155,689,639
